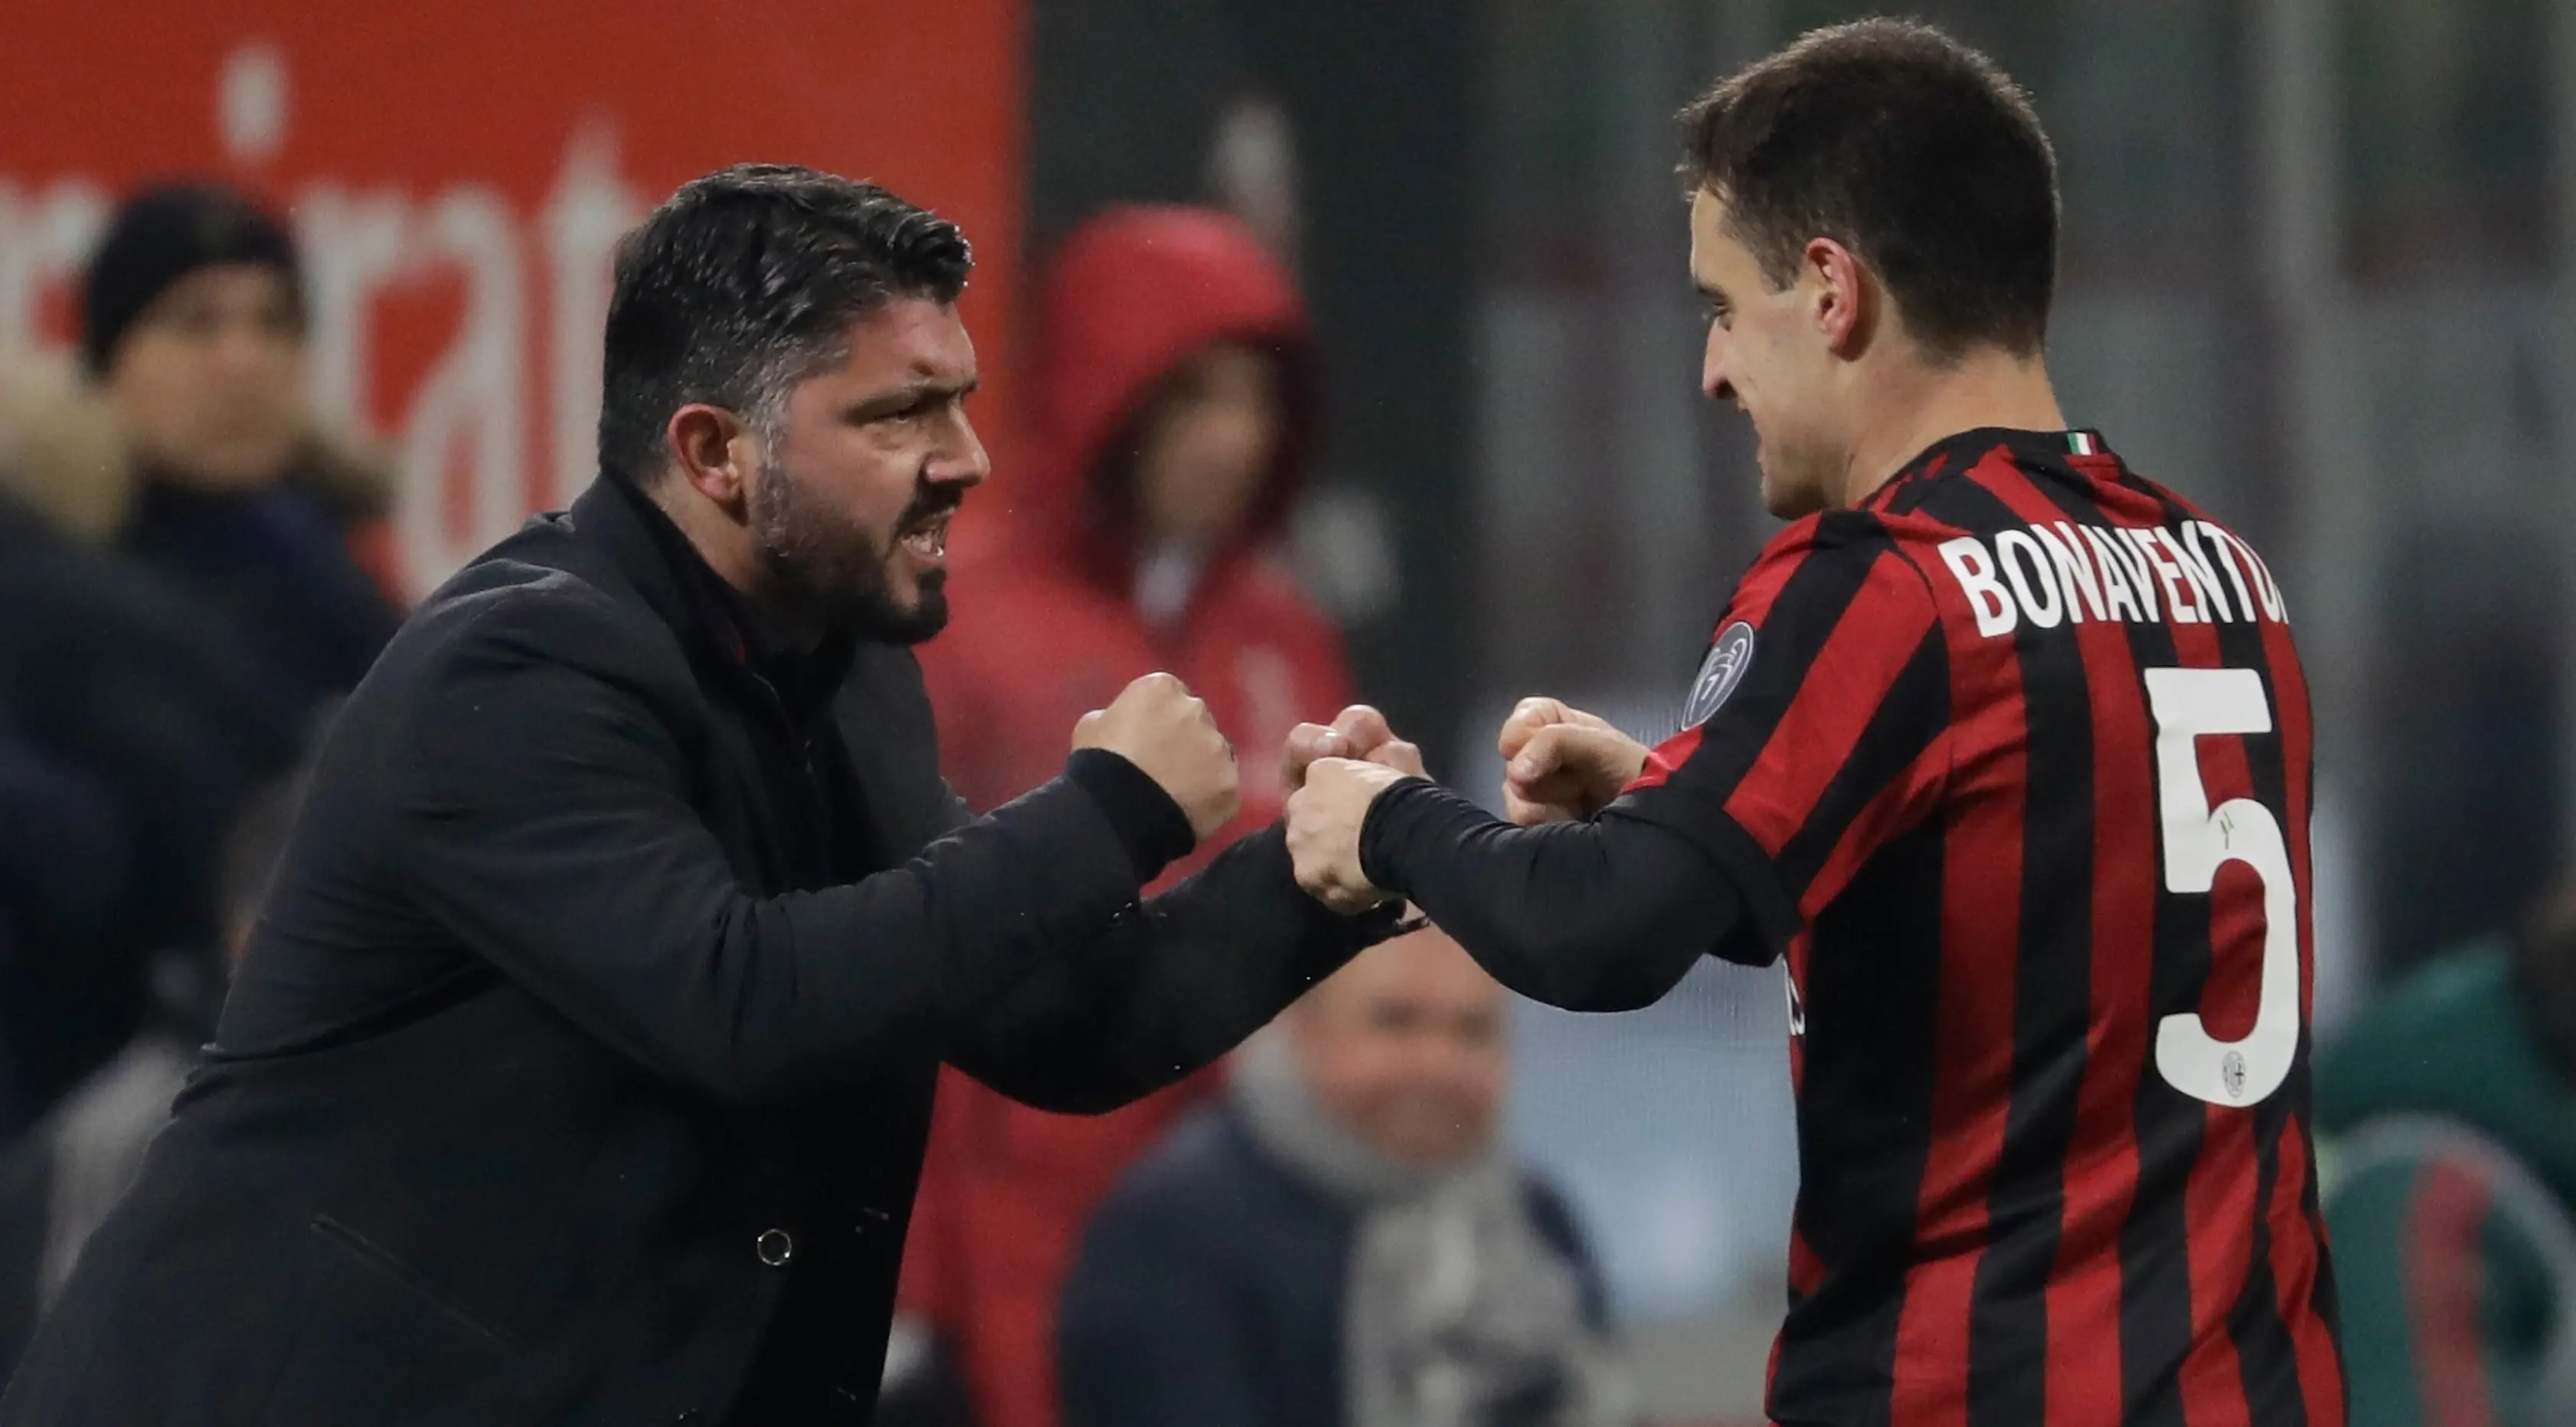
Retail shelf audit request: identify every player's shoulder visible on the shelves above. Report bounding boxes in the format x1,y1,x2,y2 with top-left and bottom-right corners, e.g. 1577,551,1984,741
1737,507,1940,614
1747,505,1917,568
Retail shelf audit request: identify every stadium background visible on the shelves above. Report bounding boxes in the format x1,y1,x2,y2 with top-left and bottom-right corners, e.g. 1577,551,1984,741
3,0,2569,1417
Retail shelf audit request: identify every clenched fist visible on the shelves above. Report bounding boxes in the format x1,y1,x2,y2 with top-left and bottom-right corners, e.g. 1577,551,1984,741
1283,704,1427,789
1074,673,1241,844
1496,697,1649,825
1284,756,1417,913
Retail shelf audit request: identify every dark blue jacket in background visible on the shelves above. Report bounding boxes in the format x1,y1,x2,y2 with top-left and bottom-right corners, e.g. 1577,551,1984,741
1058,1105,1608,1427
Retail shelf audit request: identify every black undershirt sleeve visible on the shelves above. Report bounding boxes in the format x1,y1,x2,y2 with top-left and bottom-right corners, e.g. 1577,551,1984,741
1355,777,1751,1011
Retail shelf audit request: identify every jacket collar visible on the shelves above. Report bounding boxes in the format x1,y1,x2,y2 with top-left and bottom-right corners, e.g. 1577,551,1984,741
570,475,858,728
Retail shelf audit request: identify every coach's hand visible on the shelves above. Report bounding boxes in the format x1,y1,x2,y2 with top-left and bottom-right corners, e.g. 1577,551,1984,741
1284,704,1427,790
1074,673,1241,844
1497,697,1649,825
1285,756,1416,914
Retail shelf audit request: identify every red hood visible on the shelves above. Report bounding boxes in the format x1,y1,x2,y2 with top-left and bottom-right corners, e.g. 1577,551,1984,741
1015,206,1315,585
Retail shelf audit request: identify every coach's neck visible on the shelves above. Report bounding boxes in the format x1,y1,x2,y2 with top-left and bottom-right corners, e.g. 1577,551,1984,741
641,475,753,589
1840,345,2067,509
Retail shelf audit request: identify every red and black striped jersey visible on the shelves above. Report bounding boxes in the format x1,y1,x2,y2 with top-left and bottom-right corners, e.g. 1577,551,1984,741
1620,429,2346,1426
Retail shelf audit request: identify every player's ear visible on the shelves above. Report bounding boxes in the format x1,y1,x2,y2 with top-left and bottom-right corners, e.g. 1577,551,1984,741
1806,236,1872,358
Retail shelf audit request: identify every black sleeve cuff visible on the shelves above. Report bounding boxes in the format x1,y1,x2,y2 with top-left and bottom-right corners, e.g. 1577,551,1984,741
1357,776,1471,896
1064,748,1198,883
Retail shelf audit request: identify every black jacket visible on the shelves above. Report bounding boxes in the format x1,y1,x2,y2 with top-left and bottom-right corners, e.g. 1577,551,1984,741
0,478,1384,1426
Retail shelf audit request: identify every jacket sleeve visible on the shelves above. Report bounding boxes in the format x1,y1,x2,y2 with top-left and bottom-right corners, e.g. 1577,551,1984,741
940,825,1395,1113
2326,1149,2559,1427
391,583,1160,1107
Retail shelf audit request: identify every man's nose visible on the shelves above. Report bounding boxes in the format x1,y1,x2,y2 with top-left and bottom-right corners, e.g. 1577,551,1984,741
933,410,992,488
1702,327,1734,402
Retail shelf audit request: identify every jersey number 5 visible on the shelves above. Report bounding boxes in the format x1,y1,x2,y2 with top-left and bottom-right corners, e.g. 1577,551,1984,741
2146,667,2300,1107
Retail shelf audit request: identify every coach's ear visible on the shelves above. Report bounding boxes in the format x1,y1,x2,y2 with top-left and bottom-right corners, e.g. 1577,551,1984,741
665,402,758,517
1804,235,1875,358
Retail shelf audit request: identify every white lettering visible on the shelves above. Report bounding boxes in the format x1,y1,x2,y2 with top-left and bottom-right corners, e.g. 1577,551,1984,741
1931,516,2287,638
2157,527,2235,622
541,126,642,508
294,185,411,436
398,188,526,587
1996,529,2063,629
0,178,109,352
2036,522,2106,623
15,65,665,599
2189,523,2258,624
2222,529,2289,622
2082,524,2149,622
2130,527,2199,623
1940,536,2019,638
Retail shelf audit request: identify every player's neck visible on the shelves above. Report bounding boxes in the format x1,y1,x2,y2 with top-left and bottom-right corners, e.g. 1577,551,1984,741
1839,348,2067,508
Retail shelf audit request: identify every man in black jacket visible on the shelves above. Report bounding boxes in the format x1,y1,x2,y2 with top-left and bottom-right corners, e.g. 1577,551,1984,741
0,165,1404,1427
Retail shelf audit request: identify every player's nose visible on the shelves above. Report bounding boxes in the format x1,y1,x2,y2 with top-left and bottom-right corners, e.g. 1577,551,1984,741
1701,325,1733,402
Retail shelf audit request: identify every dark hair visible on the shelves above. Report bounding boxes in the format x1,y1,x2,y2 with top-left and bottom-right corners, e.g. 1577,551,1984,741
597,163,973,484
1679,18,2058,359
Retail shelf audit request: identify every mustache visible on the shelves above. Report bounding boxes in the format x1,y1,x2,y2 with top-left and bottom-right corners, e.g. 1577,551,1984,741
896,481,964,533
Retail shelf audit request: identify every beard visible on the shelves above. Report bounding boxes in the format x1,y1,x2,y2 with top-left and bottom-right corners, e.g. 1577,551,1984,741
747,458,956,645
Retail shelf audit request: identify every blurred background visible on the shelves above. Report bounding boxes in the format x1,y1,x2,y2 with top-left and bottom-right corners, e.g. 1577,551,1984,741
3,1,2573,1423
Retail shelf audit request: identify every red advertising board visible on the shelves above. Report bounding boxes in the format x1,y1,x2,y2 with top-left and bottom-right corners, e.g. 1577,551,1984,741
0,0,1025,592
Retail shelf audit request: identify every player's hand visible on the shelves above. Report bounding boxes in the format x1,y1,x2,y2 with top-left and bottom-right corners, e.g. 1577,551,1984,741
1284,756,1417,913
1283,704,1427,789
1074,673,1241,844
1496,697,1649,825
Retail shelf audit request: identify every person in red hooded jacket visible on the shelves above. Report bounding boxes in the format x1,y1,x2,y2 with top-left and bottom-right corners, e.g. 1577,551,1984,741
895,207,1355,1427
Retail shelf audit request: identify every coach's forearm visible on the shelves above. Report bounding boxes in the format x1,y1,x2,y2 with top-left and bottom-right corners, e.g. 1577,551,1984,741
1358,779,1733,1011
946,826,1399,1112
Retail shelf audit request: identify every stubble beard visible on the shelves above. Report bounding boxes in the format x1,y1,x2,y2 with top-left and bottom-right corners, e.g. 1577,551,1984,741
747,457,951,645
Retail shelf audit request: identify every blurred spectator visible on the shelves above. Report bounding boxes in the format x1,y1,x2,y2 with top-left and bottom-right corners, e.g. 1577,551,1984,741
0,742,127,1137
1058,927,1634,1427
0,762,306,1378
2316,880,2576,1425
81,181,404,708
0,349,306,1110
901,205,1352,1427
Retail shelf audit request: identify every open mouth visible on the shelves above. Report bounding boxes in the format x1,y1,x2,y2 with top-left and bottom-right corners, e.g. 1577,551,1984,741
899,512,951,563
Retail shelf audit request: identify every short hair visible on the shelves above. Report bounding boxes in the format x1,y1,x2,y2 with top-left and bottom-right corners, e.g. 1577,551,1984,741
1679,18,2058,359
597,164,973,484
